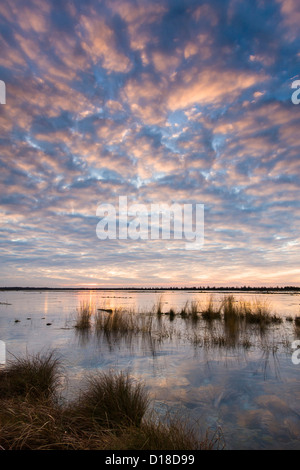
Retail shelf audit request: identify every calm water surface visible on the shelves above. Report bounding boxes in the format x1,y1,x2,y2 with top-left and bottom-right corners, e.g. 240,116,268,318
0,289,300,450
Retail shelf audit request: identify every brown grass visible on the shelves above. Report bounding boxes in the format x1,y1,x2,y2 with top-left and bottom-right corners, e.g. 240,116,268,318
0,351,61,401
72,370,149,428
0,353,219,450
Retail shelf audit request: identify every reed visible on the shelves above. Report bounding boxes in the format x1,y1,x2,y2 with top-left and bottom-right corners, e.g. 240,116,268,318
180,301,189,318
95,308,155,335
188,300,200,321
201,296,222,321
241,299,282,326
95,308,135,333
155,296,164,316
75,302,94,330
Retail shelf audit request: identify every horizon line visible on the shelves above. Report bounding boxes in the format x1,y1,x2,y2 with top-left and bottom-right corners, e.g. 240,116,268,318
1,285,300,291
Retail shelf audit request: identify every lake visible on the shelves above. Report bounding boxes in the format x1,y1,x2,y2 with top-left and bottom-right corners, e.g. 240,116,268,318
0,289,300,450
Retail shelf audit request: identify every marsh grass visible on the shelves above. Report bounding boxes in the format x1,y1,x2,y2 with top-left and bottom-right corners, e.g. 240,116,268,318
220,295,282,328
179,301,189,318
294,317,300,338
95,308,155,335
72,371,149,428
201,296,222,321
95,308,135,333
222,295,241,320
75,301,94,330
89,295,286,353
165,308,176,321
242,299,282,326
188,300,200,321
155,296,164,316
177,300,201,321
110,418,223,450
0,398,220,450
0,397,69,450
0,354,217,450
0,351,61,401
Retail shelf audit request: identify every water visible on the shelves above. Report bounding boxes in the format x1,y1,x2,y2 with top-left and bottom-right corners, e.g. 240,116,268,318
0,289,300,450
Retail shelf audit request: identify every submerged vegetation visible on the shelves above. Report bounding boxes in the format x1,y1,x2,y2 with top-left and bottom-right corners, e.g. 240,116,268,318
0,352,221,450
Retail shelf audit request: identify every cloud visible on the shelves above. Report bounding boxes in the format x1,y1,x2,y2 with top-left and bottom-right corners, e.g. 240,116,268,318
78,13,132,73
167,68,266,110
0,0,299,286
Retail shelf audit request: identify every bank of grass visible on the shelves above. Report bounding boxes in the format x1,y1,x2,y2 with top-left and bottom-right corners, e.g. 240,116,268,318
0,352,219,450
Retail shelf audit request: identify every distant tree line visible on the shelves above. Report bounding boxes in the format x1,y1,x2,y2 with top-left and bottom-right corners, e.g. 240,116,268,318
0,286,299,292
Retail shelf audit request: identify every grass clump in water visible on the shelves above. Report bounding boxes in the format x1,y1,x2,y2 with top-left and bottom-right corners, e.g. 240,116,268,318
95,308,135,333
165,308,176,321
95,308,154,335
222,295,241,320
294,317,300,338
179,300,200,321
241,299,282,326
295,317,300,327
180,301,189,319
75,302,94,330
201,296,222,321
155,296,164,316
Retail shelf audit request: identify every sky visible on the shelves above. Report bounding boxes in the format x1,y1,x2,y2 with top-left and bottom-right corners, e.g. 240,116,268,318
0,0,299,288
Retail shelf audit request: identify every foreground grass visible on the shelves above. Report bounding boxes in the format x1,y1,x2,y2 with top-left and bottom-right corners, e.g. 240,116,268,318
73,370,149,428
0,352,220,450
0,351,61,400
